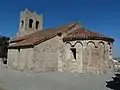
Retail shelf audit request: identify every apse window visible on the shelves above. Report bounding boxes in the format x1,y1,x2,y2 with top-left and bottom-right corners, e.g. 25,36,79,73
18,48,20,53
70,48,76,60
29,19,33,28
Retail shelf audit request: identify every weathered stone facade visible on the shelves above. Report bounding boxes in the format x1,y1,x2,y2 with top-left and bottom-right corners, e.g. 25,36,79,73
8,36,63,72
8,36,113,74
8,48,34,71
58,40,113,74
7,9,114,74
17,8,43,37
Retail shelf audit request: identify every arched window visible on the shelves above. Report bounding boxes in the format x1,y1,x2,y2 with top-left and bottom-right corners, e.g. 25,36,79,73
20,20,24,27
29,19,33,28
36,21,39,29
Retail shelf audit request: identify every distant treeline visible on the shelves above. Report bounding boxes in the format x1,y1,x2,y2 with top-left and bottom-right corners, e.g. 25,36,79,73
0,35,10,59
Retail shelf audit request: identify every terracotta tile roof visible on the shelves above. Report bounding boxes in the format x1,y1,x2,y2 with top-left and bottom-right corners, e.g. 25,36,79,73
8,22,114,48
9,22,78,48
63,27,114,42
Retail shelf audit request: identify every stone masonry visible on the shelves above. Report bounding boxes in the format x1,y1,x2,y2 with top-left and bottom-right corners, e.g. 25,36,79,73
7,9,114,74
8,35,113,74
17,8,43,37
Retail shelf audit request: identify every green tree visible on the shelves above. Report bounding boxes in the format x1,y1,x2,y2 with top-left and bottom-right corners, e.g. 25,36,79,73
0,35,10,59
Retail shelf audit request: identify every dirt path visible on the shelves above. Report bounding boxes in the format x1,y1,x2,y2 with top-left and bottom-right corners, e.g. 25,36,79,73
0,63,114,90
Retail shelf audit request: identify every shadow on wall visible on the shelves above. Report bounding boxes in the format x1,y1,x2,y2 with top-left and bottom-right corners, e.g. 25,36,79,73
106,73,120,90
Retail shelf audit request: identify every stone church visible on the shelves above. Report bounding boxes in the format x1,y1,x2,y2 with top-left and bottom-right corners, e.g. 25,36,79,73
8,9,115,74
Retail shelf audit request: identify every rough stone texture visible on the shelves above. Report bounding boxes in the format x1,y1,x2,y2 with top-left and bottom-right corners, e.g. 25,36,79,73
33,36,63,72
17,9,43,37
8,34,113,74
8,48,34,71
8,36,113,74
8,36,63,72
59,40,113,74
7,9,114,74
60,41,83,73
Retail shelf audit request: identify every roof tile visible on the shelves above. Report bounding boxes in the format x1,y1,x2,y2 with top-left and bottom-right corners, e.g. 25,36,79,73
8,23,114,48
9,22,78,48
63,27,114,42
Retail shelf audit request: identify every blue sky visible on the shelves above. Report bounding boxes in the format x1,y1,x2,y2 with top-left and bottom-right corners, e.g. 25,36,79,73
0,0,119,57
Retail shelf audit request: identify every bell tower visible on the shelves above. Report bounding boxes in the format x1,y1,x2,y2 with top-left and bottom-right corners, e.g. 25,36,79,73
17,8,43,37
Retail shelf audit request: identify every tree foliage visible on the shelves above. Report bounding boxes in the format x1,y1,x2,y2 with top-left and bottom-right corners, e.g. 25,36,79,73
0,35,10,46
0,35,10,58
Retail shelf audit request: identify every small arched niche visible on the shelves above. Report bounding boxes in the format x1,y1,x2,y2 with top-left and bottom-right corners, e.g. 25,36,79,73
107,42,112,59
86,41,96,71
98,42,105,60
87,41,96,57
74,42,83,72
65,42,72,60
74,42,83,61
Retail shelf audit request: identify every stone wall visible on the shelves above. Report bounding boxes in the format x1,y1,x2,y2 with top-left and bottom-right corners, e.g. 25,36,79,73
59,41,83,73
8,36,113,74
8,48,34,71
17,9,43,37
60,40,113,74
33,36,64,72
7,36,64,72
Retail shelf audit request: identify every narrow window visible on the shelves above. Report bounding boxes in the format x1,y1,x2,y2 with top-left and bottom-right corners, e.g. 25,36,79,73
36,21,39,29
70,48,76,60
21,20,24,27
29,19,33,28
18,48,20,53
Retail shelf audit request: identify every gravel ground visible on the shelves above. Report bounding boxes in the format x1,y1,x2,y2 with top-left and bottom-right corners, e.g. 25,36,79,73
0,63,114,90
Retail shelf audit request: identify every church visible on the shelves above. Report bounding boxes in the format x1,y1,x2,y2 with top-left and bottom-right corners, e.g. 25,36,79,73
8,9,115,74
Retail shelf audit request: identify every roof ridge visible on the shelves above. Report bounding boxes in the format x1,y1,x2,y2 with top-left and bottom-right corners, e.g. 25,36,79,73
9,22,79,47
